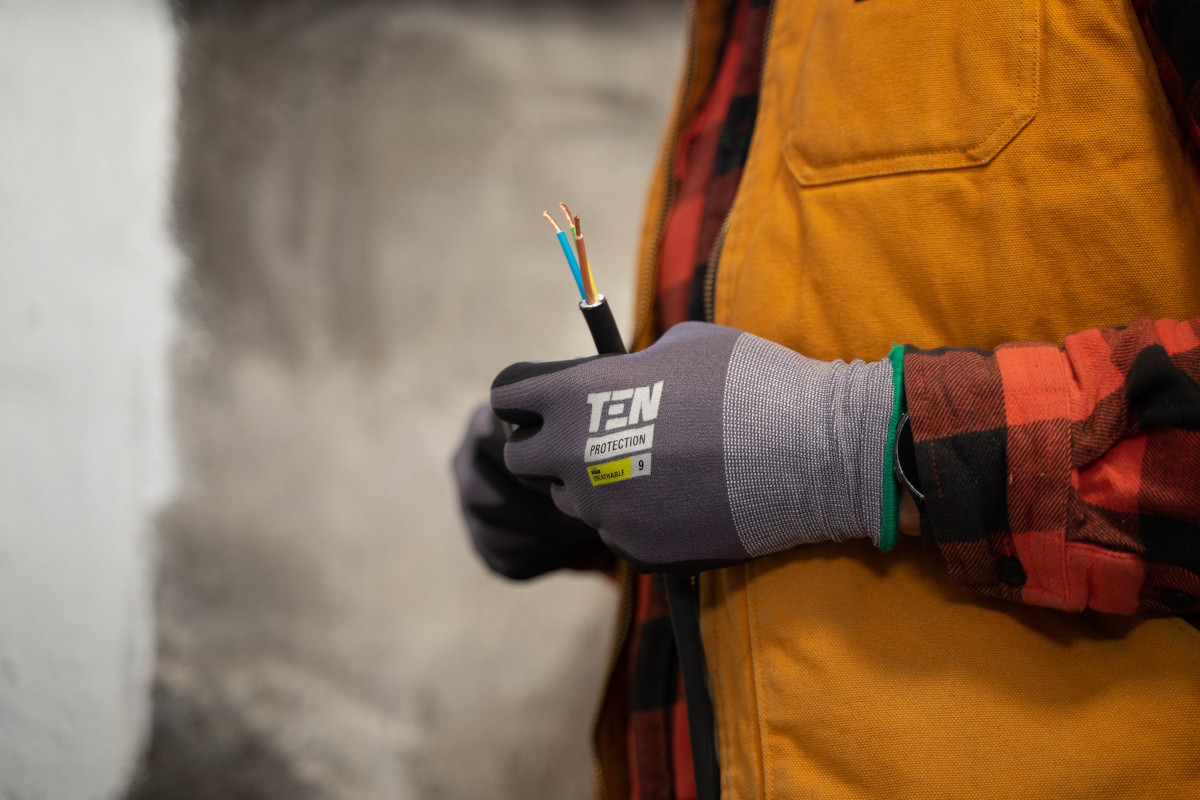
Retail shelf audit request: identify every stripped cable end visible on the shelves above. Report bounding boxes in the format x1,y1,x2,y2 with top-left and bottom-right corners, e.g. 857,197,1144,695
559,202,576,233
572,212,599,306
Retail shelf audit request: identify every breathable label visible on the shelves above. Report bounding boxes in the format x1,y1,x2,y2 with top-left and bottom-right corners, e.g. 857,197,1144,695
583,423,654,463
587,453,652,486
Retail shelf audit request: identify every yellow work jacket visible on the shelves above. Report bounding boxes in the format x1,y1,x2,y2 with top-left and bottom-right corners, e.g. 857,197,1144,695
605,0,1200,797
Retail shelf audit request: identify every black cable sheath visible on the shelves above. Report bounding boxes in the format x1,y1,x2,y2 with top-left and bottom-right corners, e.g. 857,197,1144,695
663,575,720,800
581,298,626,358
580,297,721,800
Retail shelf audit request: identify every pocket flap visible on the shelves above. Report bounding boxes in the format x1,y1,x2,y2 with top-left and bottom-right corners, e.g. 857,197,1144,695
784,0,1040,186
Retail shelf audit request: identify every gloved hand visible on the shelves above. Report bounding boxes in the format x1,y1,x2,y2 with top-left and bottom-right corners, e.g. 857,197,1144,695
452,403,614,580
490,322,899,572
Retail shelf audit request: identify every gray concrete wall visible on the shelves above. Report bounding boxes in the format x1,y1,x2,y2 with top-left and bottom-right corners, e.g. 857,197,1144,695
0,2,180,797
131,2,682,798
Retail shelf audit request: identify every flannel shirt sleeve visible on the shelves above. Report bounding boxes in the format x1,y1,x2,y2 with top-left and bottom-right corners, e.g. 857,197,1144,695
903,317,1200,615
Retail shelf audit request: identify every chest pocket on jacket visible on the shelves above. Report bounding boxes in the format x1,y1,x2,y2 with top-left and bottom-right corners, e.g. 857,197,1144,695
783,0,1040,186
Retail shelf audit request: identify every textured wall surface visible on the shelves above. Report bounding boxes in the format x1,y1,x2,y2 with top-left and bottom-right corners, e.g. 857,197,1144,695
0,2,179,798
129,2,682,798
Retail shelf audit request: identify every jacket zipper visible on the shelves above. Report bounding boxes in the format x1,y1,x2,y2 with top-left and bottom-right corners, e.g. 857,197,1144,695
702,215,731,322
701,0,777,324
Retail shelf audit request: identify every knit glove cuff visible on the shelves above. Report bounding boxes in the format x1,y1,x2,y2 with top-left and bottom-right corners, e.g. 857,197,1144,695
723,334,895,554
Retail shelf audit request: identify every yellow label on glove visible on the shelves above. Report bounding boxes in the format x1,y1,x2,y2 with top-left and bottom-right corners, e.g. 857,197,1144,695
587,453,651,486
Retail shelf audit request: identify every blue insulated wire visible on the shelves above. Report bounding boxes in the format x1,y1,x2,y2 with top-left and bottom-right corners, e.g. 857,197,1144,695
556,230,587,302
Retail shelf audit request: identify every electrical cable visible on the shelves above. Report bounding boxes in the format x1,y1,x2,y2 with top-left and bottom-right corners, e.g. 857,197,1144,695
572,214,599,306
559,203,598,305
541,205,722,800
543,210,587,302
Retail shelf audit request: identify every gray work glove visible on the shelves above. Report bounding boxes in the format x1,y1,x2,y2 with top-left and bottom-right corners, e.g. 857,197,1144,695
490,321,898,572
453,403,615,580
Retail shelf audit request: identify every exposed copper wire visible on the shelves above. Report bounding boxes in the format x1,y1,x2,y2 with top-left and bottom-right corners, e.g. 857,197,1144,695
542,210,562,233
572,212,599,305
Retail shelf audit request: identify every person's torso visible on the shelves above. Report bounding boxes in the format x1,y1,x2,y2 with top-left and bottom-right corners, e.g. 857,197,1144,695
627,0,1200,797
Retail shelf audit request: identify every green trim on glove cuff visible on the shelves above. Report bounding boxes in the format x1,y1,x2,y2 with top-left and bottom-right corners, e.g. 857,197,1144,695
878,344,906,552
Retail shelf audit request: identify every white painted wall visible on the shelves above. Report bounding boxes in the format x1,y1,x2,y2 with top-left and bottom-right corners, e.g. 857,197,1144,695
0,2,178,797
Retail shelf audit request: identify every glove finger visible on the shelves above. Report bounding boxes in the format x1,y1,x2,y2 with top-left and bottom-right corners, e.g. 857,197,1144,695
490,364,550,445
464,511,609,580
550,482,581,520
501,433,561,487
467,404,552,497
491,406,543,435
490,354,603,392
453,403,507,508
490,354,618,429
462,514,558,581
474,403,511,467
453,404,607,579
